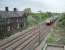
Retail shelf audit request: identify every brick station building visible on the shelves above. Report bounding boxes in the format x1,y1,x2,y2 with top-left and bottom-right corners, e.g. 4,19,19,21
0,7,31,37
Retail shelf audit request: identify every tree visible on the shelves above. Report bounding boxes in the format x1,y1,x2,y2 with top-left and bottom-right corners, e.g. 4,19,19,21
24,8,31,16
47,12,52,17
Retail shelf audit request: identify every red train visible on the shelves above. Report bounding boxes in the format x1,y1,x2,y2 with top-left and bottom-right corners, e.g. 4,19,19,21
45,16,58,25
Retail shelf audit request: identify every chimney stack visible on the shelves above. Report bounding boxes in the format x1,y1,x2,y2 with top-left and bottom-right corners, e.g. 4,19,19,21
5,7,9,11
14,8,17,12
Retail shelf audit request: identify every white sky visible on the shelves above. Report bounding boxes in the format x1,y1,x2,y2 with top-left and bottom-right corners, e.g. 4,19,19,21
0,0,65,13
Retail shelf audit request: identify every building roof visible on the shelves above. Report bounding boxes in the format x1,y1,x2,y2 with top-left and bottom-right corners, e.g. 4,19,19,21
0,11,24,18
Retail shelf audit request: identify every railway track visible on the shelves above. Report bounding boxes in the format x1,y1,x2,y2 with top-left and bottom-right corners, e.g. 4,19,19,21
0,19,54,50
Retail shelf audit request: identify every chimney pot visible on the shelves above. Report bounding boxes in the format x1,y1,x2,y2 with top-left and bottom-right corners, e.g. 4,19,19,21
5,7,8,11
14,8,17,11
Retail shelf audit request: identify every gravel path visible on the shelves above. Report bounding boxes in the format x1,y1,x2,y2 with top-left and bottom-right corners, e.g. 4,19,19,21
46,46,64,50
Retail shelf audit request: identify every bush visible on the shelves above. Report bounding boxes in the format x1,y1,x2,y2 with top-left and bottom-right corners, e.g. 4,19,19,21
58,14,65,28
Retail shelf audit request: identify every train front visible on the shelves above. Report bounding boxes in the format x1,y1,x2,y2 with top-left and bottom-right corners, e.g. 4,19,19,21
45,18,53,25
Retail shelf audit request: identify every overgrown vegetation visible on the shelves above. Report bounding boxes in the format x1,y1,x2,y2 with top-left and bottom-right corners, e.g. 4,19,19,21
58,14,65,28
58,14,65,45
47,13,65,45
47,33,61,44
27,13,48,27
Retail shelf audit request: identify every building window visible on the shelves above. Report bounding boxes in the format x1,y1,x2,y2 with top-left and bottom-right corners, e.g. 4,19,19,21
7,26,10,31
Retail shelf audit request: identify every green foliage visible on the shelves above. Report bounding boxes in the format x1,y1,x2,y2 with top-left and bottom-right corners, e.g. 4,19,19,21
63,36,65,45
32,13,48,22
27,15,38,27
47,35,59,44
27,13,48,27
48,36,56,43
24,8,31,16
47,12,52,17
58,14,65,30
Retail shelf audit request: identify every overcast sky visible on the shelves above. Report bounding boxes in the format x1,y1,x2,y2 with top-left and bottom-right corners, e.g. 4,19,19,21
0,0,65,13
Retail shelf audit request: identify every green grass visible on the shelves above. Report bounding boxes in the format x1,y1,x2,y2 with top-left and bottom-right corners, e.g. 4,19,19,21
47,34,61,44
48,36,57,43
